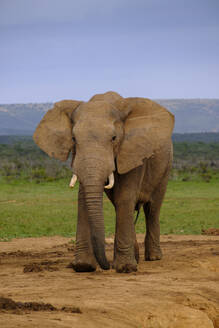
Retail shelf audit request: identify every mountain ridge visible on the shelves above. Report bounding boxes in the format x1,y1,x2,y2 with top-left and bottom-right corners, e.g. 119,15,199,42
0,99,219,135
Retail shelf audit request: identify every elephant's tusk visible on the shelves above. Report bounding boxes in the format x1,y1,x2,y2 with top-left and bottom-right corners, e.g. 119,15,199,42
104,173,114,189
69,174,77,188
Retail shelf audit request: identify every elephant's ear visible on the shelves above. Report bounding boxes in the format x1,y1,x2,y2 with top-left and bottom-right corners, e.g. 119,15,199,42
33,100,83,161
115,98,175,174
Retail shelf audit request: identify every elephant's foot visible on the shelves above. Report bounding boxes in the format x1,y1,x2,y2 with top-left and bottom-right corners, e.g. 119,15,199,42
116,263,137,273
72,254,97,272
145,247,162,261
72,261,96,272
113,256,137,273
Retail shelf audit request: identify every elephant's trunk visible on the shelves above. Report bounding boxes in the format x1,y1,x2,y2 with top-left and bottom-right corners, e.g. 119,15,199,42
84,183,110,270
73,152,114,270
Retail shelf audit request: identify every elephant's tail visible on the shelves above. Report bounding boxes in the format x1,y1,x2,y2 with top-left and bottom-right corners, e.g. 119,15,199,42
134,202,143,225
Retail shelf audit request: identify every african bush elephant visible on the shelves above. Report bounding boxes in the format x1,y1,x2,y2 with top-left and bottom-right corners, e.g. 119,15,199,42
34,91,174,273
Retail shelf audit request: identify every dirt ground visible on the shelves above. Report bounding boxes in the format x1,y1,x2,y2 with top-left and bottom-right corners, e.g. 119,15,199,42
0,234,218,328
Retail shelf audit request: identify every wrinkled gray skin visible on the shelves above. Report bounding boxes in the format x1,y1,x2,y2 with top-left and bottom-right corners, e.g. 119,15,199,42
34,91,174,273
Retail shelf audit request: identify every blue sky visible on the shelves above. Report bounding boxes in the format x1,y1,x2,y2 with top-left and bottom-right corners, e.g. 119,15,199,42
0,0,219,103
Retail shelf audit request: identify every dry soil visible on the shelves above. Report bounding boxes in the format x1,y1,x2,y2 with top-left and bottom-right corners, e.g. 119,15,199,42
0,234,218,328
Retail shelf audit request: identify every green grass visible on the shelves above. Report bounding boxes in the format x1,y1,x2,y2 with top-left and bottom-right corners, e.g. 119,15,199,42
0,176,219,240
137,178,219,235
0,179,78,240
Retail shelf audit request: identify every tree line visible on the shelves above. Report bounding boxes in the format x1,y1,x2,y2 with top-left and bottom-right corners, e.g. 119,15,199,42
0,135,219,183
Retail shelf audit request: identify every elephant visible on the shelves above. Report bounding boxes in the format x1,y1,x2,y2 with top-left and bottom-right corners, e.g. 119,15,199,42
33,91,174,273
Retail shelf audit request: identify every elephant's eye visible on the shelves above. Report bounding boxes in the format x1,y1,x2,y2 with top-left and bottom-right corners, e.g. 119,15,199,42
72,136,76,142
112,135,116,142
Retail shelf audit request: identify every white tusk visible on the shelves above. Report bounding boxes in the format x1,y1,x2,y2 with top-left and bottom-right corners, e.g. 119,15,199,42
69,174,77,188
104,173,114,189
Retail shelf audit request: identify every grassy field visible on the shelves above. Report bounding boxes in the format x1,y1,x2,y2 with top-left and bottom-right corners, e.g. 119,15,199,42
0,176,218,240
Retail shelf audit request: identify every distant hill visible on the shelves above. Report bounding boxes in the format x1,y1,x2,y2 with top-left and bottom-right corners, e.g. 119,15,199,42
0,103,52,135
156,99,219,133
0,99,219,135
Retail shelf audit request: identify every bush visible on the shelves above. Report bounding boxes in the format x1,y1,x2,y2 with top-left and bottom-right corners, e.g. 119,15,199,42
1,137,219,184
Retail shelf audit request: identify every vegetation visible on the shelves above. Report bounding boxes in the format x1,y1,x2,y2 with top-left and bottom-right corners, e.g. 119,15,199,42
0,177,218,240
173,132,219,143
0,137,72,183
0,135,218,240
1,135,218,183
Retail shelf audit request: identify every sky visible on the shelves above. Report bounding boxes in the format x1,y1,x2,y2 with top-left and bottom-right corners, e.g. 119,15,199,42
0,0,219,103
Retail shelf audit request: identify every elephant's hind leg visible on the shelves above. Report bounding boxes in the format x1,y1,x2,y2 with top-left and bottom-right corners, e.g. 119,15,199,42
72,185,97,272
143,174,169,261
143,201,162,261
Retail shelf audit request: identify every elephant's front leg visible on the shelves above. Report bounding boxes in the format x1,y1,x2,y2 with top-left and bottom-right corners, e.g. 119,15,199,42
72,184,97,272
114,201,137,273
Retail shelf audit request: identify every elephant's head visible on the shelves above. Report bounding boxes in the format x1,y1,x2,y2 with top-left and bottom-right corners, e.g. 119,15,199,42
33,91,174,270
